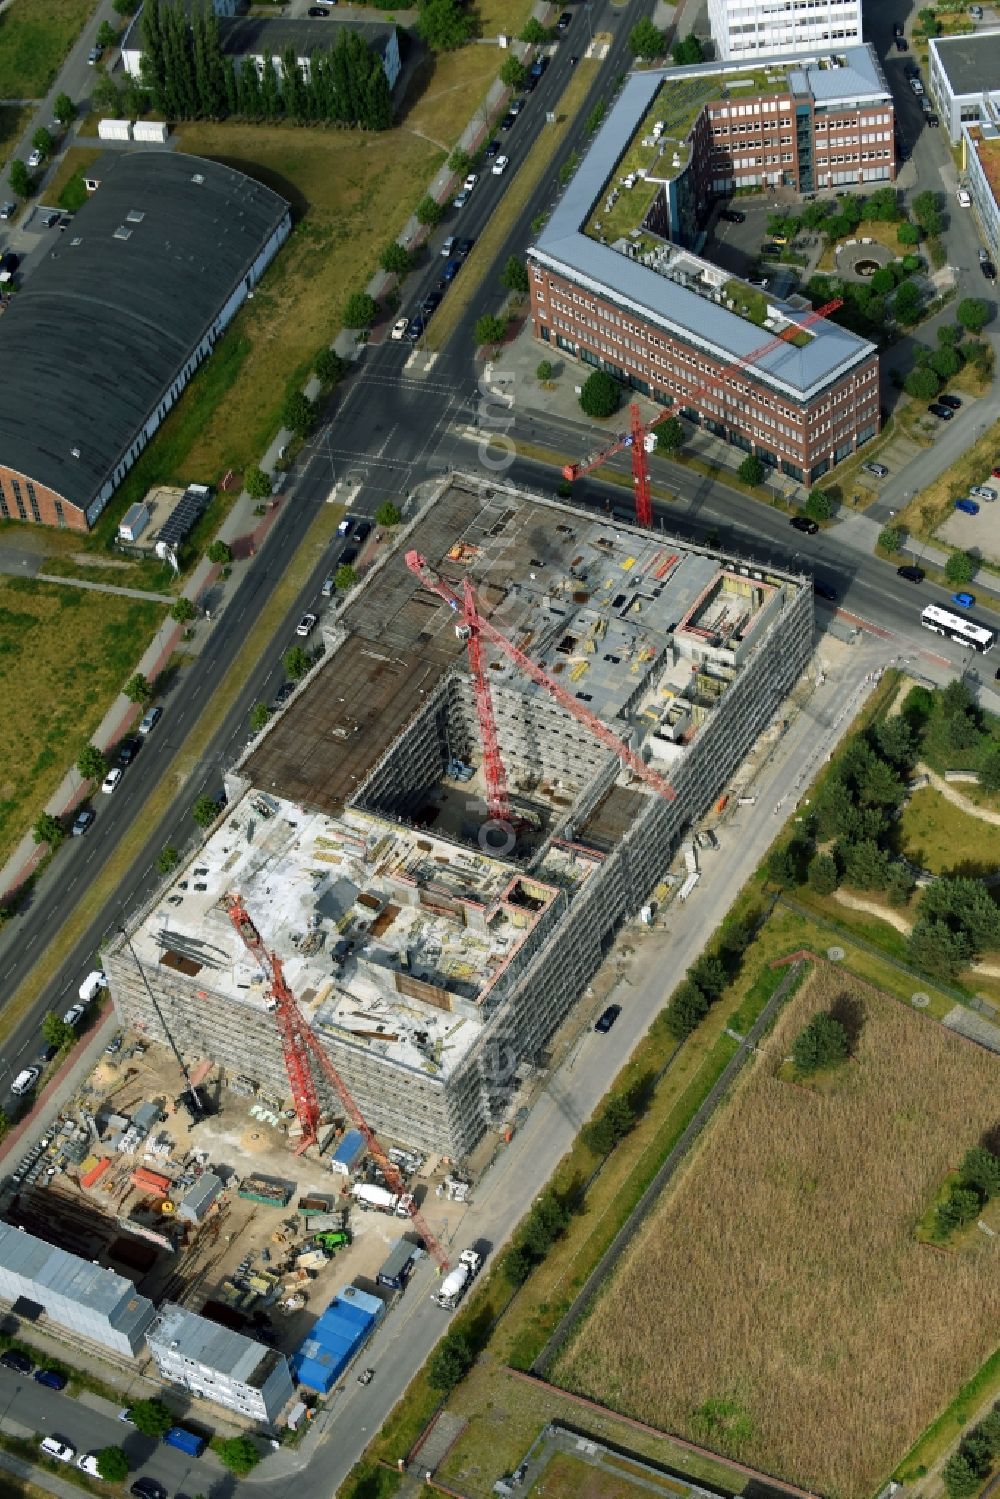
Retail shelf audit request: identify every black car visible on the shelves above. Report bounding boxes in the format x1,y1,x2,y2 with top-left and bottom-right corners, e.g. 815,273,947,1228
0,252,19,273
0,1351,33,1374
118,738,139,767
897,565,925,583
928,402,955,420
595,1004,621,1034
271,681,296,710
938,393,962,410
508,97,525,115
455,237,474,259
813,579,837,601
131,1481,167,1499
719,208,745,223
524,72,539,92
421,291,443,318
790,515,819,535
308,5,330,13
926,111,939,125
340,545,359,566
895,36,908,50
557,8,572,26
904,60,919,78
354,520,372,542
982,260,997,280
405,315,426,341
499,111,517,131
893,20,904,36
483,140,500,159
33,1367,68,1391
37,1043,59,1064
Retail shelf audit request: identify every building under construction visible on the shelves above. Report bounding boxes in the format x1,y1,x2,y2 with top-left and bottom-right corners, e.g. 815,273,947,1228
105,474,813,1157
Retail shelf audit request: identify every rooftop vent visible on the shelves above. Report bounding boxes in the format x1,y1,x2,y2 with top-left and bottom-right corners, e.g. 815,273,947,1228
70,236,82,246
191,172,205,185
126,209,145,223
71,446,81,458
113,226,132,241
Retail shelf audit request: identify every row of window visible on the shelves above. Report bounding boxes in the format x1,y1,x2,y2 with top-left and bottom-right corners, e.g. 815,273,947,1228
0,475,58,525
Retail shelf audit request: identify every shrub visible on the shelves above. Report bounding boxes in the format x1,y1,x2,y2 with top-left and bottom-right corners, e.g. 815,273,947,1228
244,465,272,500
944,550,976,586
207,540,232,565
878,526,902,554
579,369,621,418
343,292,378,329
192,795,220,830
664,980,709,1039
805,487,831,522
315,347,346,385
897,221,920,246
428,1332,474,1391
155,846,179,875
170,596,196,622
283,646,312,681
374,500,402,527
738,454,765,486
215,1436,261,1476
335,564,357,591
535,359,553,382
791,1012,849,1075
416,195,444,227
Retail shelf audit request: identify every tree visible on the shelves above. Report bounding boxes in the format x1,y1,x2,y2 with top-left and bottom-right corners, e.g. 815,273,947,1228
284,645,312,681
912,189,939,229
885,863,915,907
979,745,1000,794
960,1145,1000,1199
343,292,378,329
629,17,665,57
96,18,118,48
792,1012,848,1075
520,17,549,42
428,1331,474,1391
416,195,444,227
379,241,412,276
500,56,527,88
335,563,357,591
418,0,474,50
909,917,971,980
943,1452,983,1499
671,33,704,64
33,811,65,848
501,255,530,296
766,844,798,888
42,1011,73,1050
689,952,727,1001
282,390,316,437
936,1186,982,1238
475,313,507,346
579,369,621,419
206,540,232,566
843,838,890,891
114,0,139,12
805,487,831,522
245,465,272,501
904,366,939,400
957,297,990,334
944,550,976,586
665,980,709,1039
192,794,220,830
738,454,765,486
658,416,684,453
77,744,107,782
930,346,961,380
448,147,472,175
155,846,180,875
878,526,901,554
374,500,401,527
873,715,914,770
502,1244,534,1284
249,701,271,733
31,127,53,159
536,359,553,382
128,1399,172,1438
315,347,345,386
9,159,30,198
870,267,895,295
96,1448,130,1483
807,852,838,896
893,280,922,324
582,1092,637,1155
896,221,920,246
170,596,196,622
859,758,904,809
0,1108,7,1139
214,1436,260,1476
52,91,75,124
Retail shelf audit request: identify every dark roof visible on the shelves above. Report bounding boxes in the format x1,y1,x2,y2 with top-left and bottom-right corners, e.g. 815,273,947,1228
931,32,1000,96
0,151,288,517
217,14,395,60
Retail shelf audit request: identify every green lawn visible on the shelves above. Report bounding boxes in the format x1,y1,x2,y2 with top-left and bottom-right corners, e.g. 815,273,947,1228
897,785,1000,877
0,0,100,98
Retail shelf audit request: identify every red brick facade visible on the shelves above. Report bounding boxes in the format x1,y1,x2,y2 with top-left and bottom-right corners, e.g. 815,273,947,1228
0,467,85,530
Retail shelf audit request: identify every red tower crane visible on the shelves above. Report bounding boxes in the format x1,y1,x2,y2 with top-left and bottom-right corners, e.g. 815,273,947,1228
225,891,450,1271
405,550,676,803
563,299,844,528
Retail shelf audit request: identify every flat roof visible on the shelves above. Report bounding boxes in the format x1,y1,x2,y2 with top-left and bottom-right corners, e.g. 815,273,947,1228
967,123,1000,202
532,58,881,399
149,1303,286,1386
930,31,1000,96
0,1221,154,1334
0,152,288,519
217,14,395,58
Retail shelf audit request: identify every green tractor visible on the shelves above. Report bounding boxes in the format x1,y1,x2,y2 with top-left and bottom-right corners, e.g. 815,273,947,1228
313,1230,350,1252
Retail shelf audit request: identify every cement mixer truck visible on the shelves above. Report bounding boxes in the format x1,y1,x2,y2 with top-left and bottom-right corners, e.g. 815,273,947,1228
433,1248,483,1309
350,1182,414,1217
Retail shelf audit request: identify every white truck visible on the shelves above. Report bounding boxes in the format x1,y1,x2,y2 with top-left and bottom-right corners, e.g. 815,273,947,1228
350,1182,414,1217
433,1248,482,1309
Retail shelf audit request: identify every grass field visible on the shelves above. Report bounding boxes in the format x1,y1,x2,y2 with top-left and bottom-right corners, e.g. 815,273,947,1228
0,0,98,98
552,966,1000,1499
897,785,1000,876
400,42,502,146
0,104,29,168
0,579,165,867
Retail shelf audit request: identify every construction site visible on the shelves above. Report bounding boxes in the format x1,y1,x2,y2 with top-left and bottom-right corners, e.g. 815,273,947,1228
103,473,814,1162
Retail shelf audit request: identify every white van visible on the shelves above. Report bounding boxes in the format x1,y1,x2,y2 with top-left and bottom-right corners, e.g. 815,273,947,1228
11,1066,39,1097
79,970,107,1003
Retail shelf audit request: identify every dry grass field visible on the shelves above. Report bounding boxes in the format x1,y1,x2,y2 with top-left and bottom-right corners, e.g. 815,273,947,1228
553,968,1000,1499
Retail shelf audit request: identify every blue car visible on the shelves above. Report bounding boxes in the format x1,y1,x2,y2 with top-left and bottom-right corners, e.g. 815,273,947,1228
442,258,461,283
955,498,980,515
33,1367,68,1391
951,591,976,608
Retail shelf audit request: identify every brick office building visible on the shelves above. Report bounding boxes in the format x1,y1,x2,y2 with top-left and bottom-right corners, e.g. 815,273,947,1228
528,55,887,485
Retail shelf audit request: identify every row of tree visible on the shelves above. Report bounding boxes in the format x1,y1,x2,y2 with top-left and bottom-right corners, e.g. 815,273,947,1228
628,19,704,63
943,1399,1000,1499
933,1144,1000,1241
139,0,392,128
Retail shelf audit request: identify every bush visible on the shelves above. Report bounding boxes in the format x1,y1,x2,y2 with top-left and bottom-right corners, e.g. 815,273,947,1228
42,1011,73,1050
215,1436,261,1476
979,745,1000,793
536,359,553,382
897,221,920,246
284,646,312,681
374,500,402,527
878,526,902,554
579,369,621,419
335,563,357,591
582,1091,639,1156
944,550,976,586
664,980,709,1039
170,596,196,622
791,1012,849,1075
416,195,444,227
475,313,507,346
904,366,940,400
124,672,153,705
315,347,346,386
738,454,765,486
671,32,704,63
96,1448,130,1482
805,487,831,522
155,846,179,875
192,795,220,830
428,1332,474,1391
886,863,915,907
207,540,232,566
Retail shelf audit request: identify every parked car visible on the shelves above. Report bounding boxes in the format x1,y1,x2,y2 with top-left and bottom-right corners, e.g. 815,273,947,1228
442,257,462,282
957,188,972,207
0,201,15,219
63,1004,87,1027
492,154,510,175
405,315,425,341
40,1438,75,1463
87,43,103,63
896,36,908,50
462,172,479,192
897,565,925,582
296,612,318,637
452,188,471,209
483,140,500,159
955,498,980,515
761,243,783,259
499,111,517,131
790,515,819,534
928,402,955,420
862,461,888,478
439,235,456,258
893,20,904,36
595,1004,622,1033
271,681,296,709
354,520,372,542
557,9,572,26
36,1044,58,1065
926,110,938,124
970,485,997,500
508,97,525,115
951,592,976,608
77,1455,102,1478
10,1066,39,1097
390,316,409,341
71,808,96,837
719,207,745,223
909,76,924,95
0,1351,33,1374
137,705,162,736
982,260,997,279
27,148,43,169
130,1481,167,1499
813,579,838,601
421,291,443,318
971,3,984,17
100,767,123,795
308,5,331,13
34,1368,68,1391
939,393,962,409
455,237,474,259
340,545,359,566
904,60,920,78
118,738,139,766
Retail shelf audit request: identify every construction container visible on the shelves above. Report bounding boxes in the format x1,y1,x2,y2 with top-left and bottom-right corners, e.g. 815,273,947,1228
117,502,149,543
133,120,168,143
130,1166,172,1197
376,1237,421,1292
237,1175,291,1208
97,118,132,141
297,1194,333,1217
80,1157,112,1190
329,1129,365,1178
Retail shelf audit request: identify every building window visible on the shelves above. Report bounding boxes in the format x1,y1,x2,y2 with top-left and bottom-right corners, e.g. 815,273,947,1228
26,481,40,523
0,489,8,520
10,478,26,520
54,500,66,527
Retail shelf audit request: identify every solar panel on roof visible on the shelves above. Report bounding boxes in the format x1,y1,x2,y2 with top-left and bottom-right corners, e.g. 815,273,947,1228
157,487,210,550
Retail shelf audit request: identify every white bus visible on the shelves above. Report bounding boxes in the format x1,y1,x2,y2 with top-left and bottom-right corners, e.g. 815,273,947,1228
920,604,995,653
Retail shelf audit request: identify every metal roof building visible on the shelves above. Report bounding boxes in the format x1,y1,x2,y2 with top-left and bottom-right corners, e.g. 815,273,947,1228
928,31,1000,142
147,1303,294,1422
0,1222,154,1357
0,150,290,532
291,1285,384,1394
